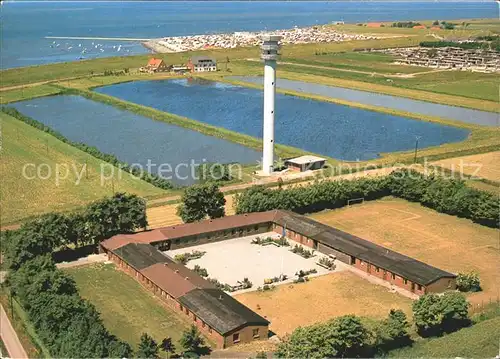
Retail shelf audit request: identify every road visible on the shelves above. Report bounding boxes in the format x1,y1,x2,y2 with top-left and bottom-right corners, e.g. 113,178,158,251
0,305,28,359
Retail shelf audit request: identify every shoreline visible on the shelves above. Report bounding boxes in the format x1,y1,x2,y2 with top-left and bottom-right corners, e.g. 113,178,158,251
142,24,383,54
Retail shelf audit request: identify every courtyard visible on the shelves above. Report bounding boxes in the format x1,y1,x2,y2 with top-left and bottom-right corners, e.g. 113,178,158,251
167,232,342,290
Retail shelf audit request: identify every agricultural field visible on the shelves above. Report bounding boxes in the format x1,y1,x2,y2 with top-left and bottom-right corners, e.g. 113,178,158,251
146,195,236,229
431,151,500,182
64,263,213,351
389,316,500,358
235,271,412,337
0,112,165,226
311,197,500,306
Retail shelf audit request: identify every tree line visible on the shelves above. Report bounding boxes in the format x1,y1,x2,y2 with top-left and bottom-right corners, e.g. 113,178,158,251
276,292,470,358
1,107,174,190
234,169,499,228
3,193,147,269
2,193,149,358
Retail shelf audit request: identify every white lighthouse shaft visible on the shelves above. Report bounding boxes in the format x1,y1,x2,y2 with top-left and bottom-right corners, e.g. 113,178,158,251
260,35,281,176
262,59,276,175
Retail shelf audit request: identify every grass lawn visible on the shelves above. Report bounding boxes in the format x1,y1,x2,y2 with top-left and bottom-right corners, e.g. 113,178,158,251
235,272,412,337
0,112,165,225
388,316,500,358
65,263,214,351
310,197,500,306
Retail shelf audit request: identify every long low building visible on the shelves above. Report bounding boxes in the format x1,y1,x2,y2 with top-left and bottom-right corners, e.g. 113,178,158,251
101,210,456,347
101,241,269,349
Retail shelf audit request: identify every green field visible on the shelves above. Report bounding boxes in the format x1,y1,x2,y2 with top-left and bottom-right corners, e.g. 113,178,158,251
0,84,62,104
65,263,214,351
0,112,165,225
388,317,500,358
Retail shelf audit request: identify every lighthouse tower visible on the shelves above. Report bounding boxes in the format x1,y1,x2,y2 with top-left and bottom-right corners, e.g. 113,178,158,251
260,35,281,175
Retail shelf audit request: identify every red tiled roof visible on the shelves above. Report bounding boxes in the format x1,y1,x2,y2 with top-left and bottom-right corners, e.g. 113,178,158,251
367,22,382,27
147,58,164,68
159,210,280,240
413,25,427,29
140,262,215,298
101,229,166,251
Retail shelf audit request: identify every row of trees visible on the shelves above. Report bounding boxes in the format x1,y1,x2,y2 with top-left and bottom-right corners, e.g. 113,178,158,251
1,107,173,190
276,292,470,358
391,21,421,28
137,325,207,359
233,169,498,228
3,193,147,270
7,255,132,357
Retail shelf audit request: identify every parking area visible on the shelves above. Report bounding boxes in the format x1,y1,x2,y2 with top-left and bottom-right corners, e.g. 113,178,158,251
167,232,346,291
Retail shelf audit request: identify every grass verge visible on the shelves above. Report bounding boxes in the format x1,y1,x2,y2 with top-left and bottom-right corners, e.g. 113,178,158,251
64,263,216,352
0,112,165,225
388,316,500,358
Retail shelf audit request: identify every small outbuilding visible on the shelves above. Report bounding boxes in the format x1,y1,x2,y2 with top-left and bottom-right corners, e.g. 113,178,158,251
285,155,326,172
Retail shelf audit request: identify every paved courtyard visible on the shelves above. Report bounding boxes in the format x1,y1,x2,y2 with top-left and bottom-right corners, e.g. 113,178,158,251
167,232,346,291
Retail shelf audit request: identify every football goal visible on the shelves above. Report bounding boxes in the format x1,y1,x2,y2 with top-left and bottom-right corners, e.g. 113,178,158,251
347,197,365,206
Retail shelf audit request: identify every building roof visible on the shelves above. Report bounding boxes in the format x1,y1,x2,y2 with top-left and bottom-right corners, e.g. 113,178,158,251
159,211,278,240
147,58,164,68
178,288,269,335
190,56,217,64
101,229,166,251
275,211,456,285
113,243,169,270
285,155,326,165
102,210,454,287
140,261,215,298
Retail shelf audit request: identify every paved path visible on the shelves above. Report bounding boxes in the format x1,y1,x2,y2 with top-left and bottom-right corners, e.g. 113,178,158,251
0,305,28,359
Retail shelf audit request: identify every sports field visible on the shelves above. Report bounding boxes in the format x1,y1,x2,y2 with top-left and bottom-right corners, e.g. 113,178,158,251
0,113,165,225
235,271,412,336
65,263,214,351
310,197,500,305
431,151,500,182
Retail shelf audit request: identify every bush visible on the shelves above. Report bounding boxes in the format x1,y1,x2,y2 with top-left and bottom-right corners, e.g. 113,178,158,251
413,292,470,337
177,183,225,223
456,272,481,292
1,107,174,190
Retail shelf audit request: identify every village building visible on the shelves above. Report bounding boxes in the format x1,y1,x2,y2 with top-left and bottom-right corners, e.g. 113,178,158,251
187,56,218,72
285,155,326,172
141,58,168,73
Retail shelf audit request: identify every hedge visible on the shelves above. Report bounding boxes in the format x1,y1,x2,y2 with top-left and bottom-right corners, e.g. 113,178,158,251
1,106,174,190
235,169,498,228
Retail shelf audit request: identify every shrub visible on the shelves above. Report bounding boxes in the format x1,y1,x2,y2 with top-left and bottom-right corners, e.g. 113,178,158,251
193,265,209,278
413,292,470,337
456,272,481,292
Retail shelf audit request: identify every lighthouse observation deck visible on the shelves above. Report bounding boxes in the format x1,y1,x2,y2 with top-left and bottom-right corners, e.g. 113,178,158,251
260,35,281,61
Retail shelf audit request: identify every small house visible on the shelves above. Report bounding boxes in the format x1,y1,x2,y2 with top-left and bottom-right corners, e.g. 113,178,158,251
187,56,217,73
